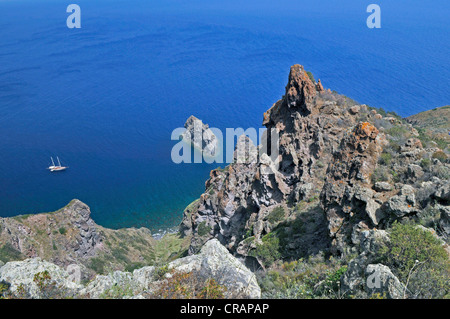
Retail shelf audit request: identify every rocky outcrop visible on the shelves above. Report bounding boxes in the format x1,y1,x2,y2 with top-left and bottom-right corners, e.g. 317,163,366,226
167,239,260,298
340,229,404,298
0,200,101,264
0,258,83,298
316,79,324,92
320,122,386,255
181,115,219,157
384,185,417,218
182,64,368,259
181,64,450,264
0,200,156,279
0,239,260,299
365,264,405,299
63,200,102,258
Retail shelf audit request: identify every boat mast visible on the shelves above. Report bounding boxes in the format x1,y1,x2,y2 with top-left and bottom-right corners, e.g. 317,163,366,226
57,156,61,167
51,157,55,166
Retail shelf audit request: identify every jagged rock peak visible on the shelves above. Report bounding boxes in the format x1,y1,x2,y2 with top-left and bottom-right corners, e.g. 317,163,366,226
316,79,324,92
285,64,317,110
263,64,318,126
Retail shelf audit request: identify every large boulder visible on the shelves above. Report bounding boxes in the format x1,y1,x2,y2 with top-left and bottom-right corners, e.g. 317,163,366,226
365,264,405,299
168,239,261,298
435,184,450,203
385,185,417,217
0,258,83,298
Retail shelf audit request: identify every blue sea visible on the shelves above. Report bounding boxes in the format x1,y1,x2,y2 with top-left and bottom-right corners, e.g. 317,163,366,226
0,0,449,231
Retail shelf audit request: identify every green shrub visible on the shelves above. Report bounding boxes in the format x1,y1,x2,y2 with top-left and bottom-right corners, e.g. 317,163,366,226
420,158,431,169
58,227,67,235
150,270,227,299
324,266,348,292
153,264,170,281
306,71,315,84
267,206,286,224
32,271,69,299
378,222,449,282
99,284,133,299
378,152,392,165
387,111,402,120
371,166,390,183
249,233,281,268
0,243,24,262
434,165,450,180
124,262,145,273
257,256,347,299
197,222,212,237
432,150,448,162
0,281,10,299
88,257,106,275
386,126,409,138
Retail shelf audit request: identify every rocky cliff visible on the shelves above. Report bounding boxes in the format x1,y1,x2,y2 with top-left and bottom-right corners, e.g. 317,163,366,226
180,64,449,275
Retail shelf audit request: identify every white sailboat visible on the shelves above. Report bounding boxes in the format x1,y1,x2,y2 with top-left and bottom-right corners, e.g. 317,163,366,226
48,157,57,170
48,156,68,172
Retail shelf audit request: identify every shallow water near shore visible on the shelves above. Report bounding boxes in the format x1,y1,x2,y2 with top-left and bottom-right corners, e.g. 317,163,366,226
0,0,449,231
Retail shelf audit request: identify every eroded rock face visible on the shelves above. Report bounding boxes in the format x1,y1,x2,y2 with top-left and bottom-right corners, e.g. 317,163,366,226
320,122,386,255
0,200,156,279
0,200,102,265
63,200,102,259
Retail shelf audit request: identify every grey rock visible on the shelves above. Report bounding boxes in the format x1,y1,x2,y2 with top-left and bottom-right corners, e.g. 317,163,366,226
169,239,260,298
365,199,384,226
349,105,360,115
438,204,450,238
340,255,368,295
84,239,260,299
360,229,390,256
385,185,417,217
374,182,393,192
365,264,405,299
435,183,450,203
181,115,219,157
0,258,83,299
406,164,424,182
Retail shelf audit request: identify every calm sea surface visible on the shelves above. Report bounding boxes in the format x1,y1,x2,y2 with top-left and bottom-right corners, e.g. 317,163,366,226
0,0,448,231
